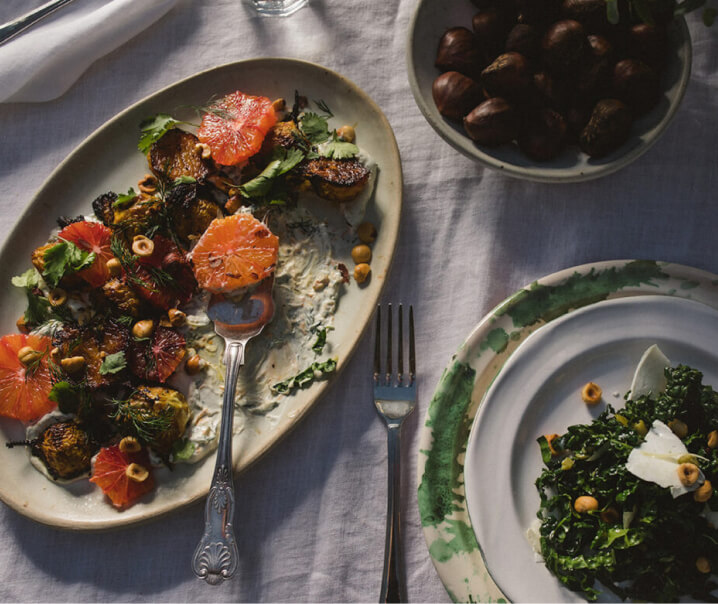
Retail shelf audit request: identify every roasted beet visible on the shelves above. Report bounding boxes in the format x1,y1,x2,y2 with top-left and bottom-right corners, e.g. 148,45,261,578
435,27,486,79
481,52,531,99
613,59,660,115
542,19,588,77
463,98,520,146
579,98,633,157
432,71,484,121
518,108,567,161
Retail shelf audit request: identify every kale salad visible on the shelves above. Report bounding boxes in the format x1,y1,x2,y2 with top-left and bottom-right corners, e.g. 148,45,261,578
535,349,718,602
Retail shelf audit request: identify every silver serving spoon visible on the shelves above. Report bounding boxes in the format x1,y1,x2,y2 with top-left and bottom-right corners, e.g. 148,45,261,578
191,276,275,585
0,0,77,47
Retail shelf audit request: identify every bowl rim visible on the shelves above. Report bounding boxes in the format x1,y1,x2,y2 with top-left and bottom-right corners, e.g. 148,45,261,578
406,2,693,183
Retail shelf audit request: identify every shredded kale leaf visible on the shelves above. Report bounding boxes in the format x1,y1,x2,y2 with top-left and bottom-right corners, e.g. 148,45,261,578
271,358,337,394
536,365,718,602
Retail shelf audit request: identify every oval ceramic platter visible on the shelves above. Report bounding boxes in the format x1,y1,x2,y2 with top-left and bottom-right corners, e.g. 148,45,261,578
406,0,691,183
0,58,402,530
417,260,718,602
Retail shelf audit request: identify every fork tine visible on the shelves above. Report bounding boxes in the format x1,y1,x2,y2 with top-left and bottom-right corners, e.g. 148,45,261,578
397,304,404,384
409,305,415,384
385,304,392,385
374,305,381,380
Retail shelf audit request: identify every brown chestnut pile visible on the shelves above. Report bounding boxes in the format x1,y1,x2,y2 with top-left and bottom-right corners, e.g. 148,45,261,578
433,0,673,161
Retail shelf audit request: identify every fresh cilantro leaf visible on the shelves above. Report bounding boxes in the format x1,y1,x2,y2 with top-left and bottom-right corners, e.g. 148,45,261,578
271,358,337,394
42,241,96,289
171,438,196,462
11,268,41,290
113,187,138,209
99,351,127,375
24,291,51,325
320,136,359,160
239,148,305,199
138,114,180,154
299,112,331,144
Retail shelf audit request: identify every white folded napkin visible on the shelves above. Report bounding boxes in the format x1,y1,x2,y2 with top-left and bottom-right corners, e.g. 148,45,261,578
0,0,177,103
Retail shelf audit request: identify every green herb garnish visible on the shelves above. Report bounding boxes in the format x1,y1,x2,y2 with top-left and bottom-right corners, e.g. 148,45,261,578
271,358,337,394
42,240,96,289
99,351,127,376
137,114,180,153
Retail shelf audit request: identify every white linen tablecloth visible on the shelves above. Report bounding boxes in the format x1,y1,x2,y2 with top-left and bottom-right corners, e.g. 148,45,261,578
0,0,717,601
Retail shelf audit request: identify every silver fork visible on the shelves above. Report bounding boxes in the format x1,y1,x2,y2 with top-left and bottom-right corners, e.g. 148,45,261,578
374,303,416,603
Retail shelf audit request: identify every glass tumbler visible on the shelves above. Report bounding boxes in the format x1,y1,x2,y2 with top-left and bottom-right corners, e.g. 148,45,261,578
246,0,308,16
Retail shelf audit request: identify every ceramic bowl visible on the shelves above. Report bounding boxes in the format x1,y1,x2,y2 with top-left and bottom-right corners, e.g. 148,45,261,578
406,0,692,183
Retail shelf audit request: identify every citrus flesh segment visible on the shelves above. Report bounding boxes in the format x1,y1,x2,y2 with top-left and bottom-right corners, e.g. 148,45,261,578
128,326,186,383
0,334,55,421
58,221,115,288
197,91,277,166
190,213,279,294
90,445,154,508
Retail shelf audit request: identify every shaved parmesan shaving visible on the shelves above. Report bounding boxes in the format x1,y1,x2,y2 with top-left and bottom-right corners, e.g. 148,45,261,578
626,419,705,498
629,344,671,399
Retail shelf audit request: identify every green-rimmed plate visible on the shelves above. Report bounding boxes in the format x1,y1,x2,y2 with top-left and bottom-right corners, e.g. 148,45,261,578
417,260,718,602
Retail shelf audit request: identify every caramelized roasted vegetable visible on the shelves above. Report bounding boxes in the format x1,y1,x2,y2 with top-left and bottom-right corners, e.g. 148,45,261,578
148,129,215,183
101,277,142,317
300,158,371,203
118,386,190,457
53,321,130,389
33,420,96,480
164,182,222,244
260,119,310,157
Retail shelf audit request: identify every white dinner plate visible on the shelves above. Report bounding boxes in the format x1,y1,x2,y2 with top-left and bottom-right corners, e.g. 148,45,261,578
0,58,402,530
417,260,718,602
465,295,718,602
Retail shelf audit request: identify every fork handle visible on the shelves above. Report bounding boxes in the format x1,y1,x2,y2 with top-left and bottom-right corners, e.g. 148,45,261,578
380,424,406,603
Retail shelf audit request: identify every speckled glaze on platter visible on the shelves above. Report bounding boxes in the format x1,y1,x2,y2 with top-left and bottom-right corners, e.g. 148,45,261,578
406,0,692,183
0,58,403,530
417,260,718,602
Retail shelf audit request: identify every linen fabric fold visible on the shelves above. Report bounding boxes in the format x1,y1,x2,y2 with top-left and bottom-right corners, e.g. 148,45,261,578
0,0,176,103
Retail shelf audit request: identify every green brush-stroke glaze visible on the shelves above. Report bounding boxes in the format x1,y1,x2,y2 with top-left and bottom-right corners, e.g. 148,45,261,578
480,328,509,354
418,361,476,529
428,518,479,562
496,260,669,328
680,280,700,290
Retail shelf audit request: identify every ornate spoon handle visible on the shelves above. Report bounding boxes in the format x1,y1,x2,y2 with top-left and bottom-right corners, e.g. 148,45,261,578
192,341,244,584
0,0,76,46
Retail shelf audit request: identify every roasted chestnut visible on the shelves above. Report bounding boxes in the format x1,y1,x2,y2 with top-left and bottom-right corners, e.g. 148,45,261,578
542,19,588,76
579,98,633,157
613,58,660,115
463,98,520,146
515,0,561,25
531,71,570,111
432,71,484,121
473,8,508,58
518,108,567,161
436,27,486,79
627,23,667,70
505,24,540,63
481,52,531,99
561,0,609,32
565,105,592,143
576,34,614,103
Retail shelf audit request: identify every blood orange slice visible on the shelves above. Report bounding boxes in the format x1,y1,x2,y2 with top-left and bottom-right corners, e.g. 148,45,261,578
90,445,154,508
0,334,54,421
128,326,186,383
197,91,277,166
191,213,279,294
59,221,114,288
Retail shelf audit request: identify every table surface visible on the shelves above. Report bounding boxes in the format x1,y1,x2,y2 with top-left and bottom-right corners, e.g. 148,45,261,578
0,0,717,602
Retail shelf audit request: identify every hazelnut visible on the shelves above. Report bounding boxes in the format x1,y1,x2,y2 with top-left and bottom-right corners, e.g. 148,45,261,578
137,173,158,195
16,316,29,334
106,258,122,277
668,418,688,439
271,98,286,113
696,556,712,574
351,244,372,264
17,346,43,366
357,222,377,244
119,436,142,454
125,463,149,483
677,462,700,487
132,319,154,340
47,288,67,307
544,433,560,456
60,356,86,374
708,430,718,449
185,354,205,375
168,308,187,327
336,125,356,143
132,235,154,258
225,195,241,214
581,381,602,405
574,495,599,513
694,480,713,503
353,263,371,284
194,142,212,160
